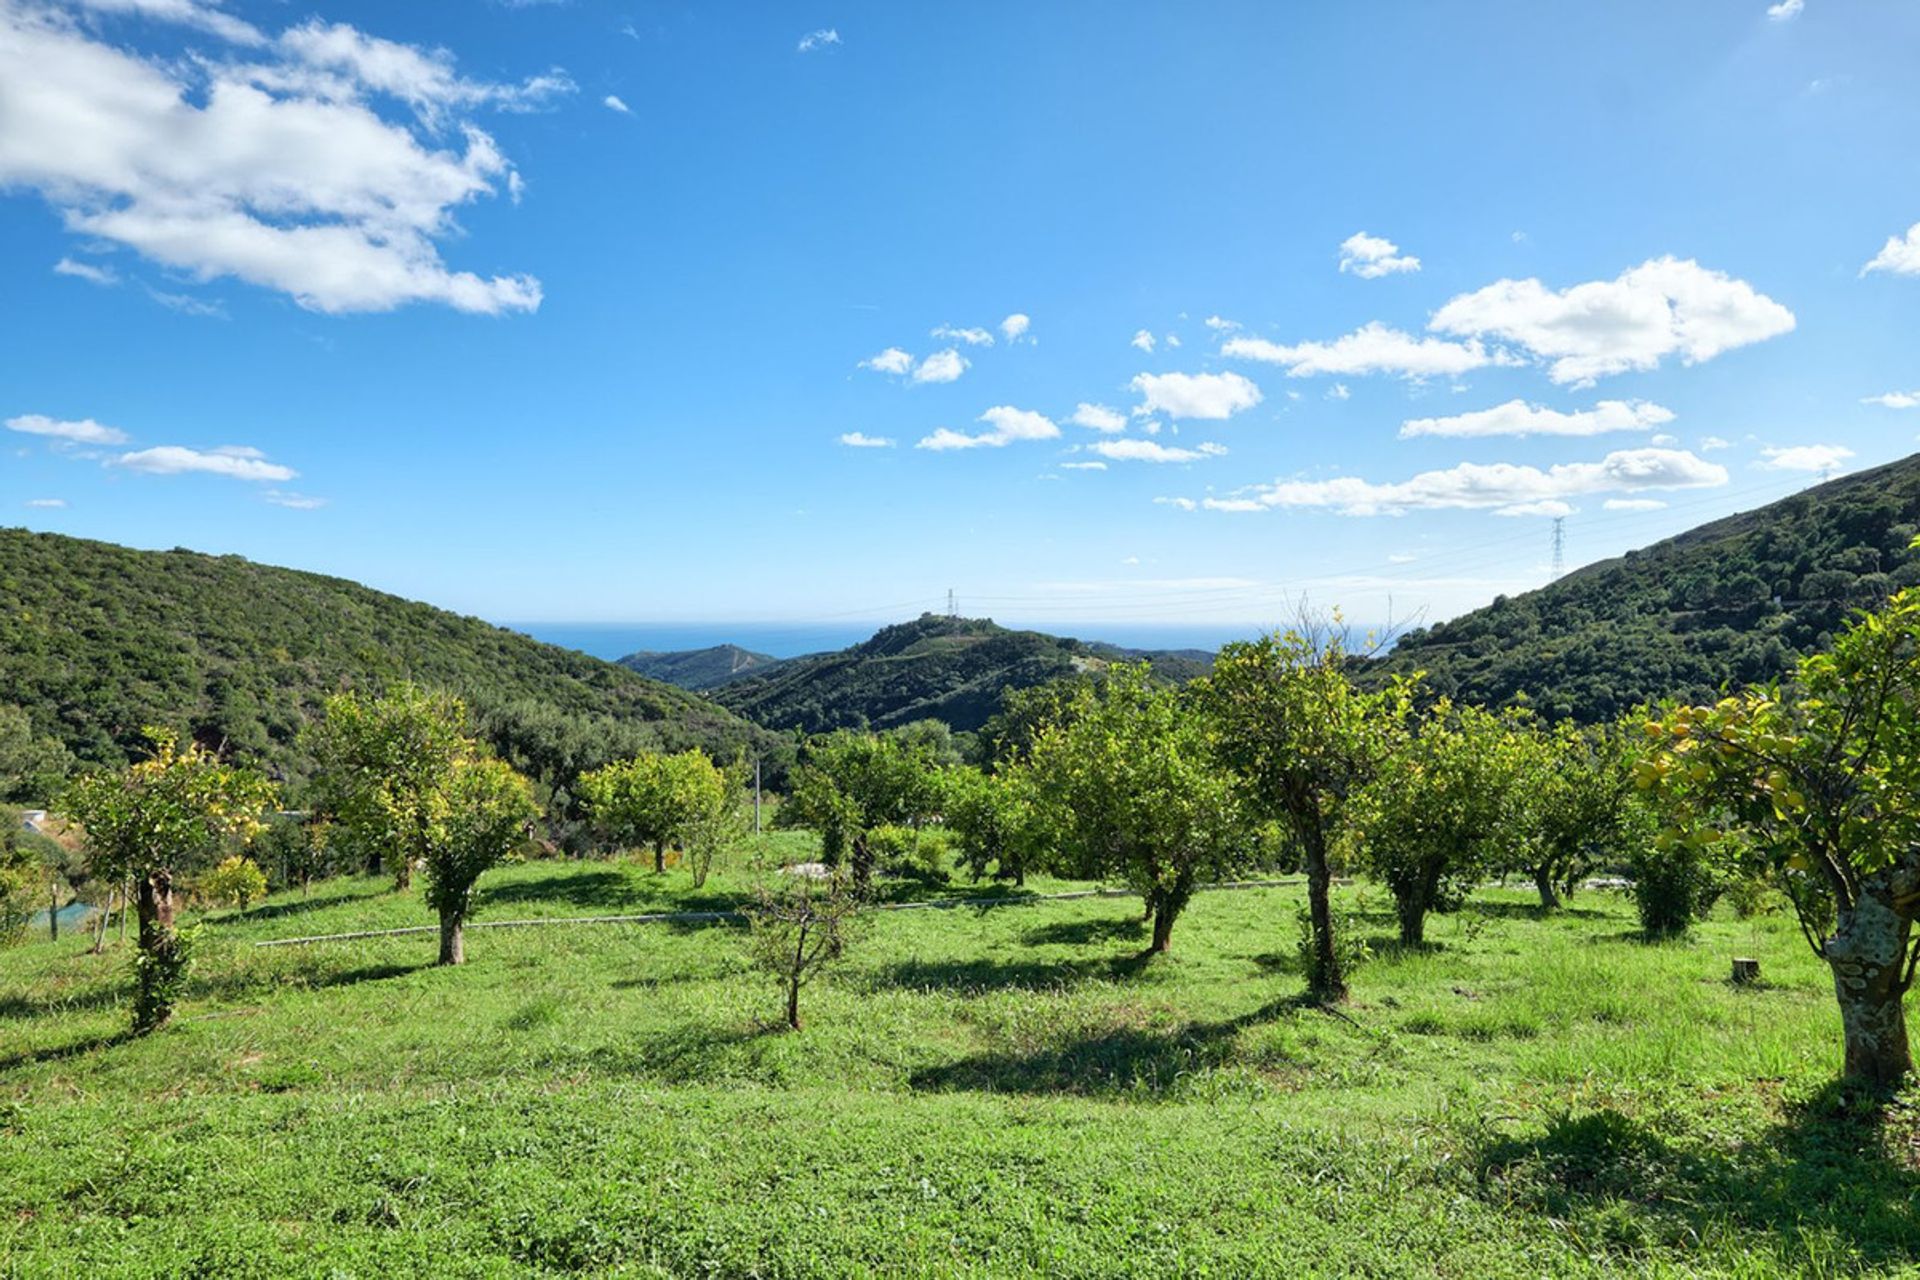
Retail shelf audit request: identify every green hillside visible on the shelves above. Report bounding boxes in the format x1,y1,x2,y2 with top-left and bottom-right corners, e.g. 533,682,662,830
0,529,776,790
1372,454,1920,721
713,613,1213,734
617,643,782,691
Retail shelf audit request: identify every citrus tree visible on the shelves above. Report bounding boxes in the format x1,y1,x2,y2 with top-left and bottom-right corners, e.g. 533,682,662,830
1508,718,1640,911
778,731,944,891
308,683,470,890
1640,584,1920,1085
63,730,275,1031
1022,664,1246,955
424,756,540,965
1200,628,1416,1000
578,749,734,875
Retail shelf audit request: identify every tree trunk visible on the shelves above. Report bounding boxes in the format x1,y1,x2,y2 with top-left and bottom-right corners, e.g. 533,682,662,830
134,871,179,1032
48,875,58,942
1534,861,1561,911
1150,903,1176,954
437,906,465,966
653,841,666,874
786,977,801,1030
1397,896,1426,947
1825,886,1913,1087
1303,823,1346,1002
91,890,113,955
851,835,873,893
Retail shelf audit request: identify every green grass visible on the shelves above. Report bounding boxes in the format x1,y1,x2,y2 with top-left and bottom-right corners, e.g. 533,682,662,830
2,856,1915,1277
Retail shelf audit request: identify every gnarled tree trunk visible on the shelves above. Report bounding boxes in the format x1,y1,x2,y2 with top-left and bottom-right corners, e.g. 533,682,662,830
1534,861,1561,911
438,905,465,966
134,870,180,1032
1826,879,1914,1087
1303,822,1345,1002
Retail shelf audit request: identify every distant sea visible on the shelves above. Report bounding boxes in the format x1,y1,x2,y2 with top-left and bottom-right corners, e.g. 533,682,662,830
504,621,1281,663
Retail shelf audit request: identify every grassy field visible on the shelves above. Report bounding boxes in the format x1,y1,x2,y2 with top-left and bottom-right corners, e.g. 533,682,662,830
2,845,1916,1278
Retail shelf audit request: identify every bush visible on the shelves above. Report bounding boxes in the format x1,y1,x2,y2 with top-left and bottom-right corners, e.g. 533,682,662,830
1723,875,1777,920
199,855,268,910
867,825,950,884
1626,838,1722,938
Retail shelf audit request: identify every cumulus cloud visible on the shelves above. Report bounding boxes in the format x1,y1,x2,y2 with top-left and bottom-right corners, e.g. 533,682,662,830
1399,398,1674,439
1863,391,1920,409
1430,257,1795,385
1338,231,1420,279
1153,496,1197,512
1699,435,1732,451
1760,443,1853,473
1130,329,1156,353
1087,439,1227,464
1605,498,1668,511
54,257,118,286
6,413,130,446
858,347,913,376
1070,403,1127,433
912,349,968,384
1766,0,1804,19
1129,371,1262,420
0,4,559,315
1193,447,1727,517
1222,323,1494,380
116,444,297,481
1204,315,1239,332
932,324,994,347
838,432,894,448
916,406,1058,451
603,94,631,113
1493,500,1574,519
1000,313,1032,343
797,28,840,52
1060,461,1107,471
1864,226,1920,277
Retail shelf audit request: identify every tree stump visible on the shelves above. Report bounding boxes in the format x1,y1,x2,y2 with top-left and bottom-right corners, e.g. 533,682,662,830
1731,957,1761,985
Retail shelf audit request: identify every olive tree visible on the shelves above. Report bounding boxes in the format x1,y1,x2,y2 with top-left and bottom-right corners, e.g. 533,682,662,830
63,730,275,1031
1640,583,1920,1086
1022,664,1246,955
308,683,470,890
1200,629,1415,1000
1352,702,1522,946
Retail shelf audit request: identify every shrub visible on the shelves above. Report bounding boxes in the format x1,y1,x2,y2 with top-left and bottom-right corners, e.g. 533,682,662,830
868,825,950,884
1723,875,1777,920
200,855,268,910
1625,837,1722,938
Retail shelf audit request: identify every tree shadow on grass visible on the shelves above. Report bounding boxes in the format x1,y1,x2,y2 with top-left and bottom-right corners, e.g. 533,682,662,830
186,960,430,1006
1020,916,1147,947
909,992,1318,1097
478,869,747,919
863,948,1154,996
0,1029,135,1074
1471,1085,1920,1267
1468,900,1609,922
0,984,126,1022
221,886,390,925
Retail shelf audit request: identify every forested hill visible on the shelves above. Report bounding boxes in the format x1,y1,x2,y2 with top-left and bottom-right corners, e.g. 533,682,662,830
617,643,781,691
0,529,777,790
711,614,1213,734
1371,453,1920,721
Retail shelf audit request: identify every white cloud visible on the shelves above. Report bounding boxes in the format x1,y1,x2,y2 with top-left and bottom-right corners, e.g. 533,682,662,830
1130,329,1156,353
1760,443,1854,473
603,94,631,114
1863,391,1920,409
1070,403,1127,433
1650,433,1678,446
147,288,225,318
1153,497,1197,512
1222,323,1494,380
1129,371,1262,420
0,6,556,315
912,349,968,384
932,324,994,347
838,432,894,448
1087,439,1227,464
1699,435,1732,451
1493,500,1574,518
1204,315,1240,332
1605,498,1667,511
1387,552,1418,564
1399,398,1674,439
25,498,67,509
1337,231,1420,279
1430,257,1795,385
797,28,840,53
115,444,296,481
1766,0,1804,20
1196,447,1727,517
1060,461,1107,471
70,0,265,45
1000,313,1032,343
1326,383,1351,401
858,347,914,376
54,257,118,286
1864,225,1920,277
916,406,1058,451
1164,333,1181,348
6,413,130,446
264,489,326,509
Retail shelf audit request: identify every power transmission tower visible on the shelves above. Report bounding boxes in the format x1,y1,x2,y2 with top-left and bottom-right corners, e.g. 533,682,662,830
947,588,957,617
1550,516,1566,579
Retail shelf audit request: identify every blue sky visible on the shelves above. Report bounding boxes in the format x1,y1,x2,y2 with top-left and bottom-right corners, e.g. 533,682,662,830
4,0,1920,637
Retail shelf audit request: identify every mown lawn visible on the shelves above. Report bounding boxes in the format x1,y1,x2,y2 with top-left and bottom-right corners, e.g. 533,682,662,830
2,851,1915,1277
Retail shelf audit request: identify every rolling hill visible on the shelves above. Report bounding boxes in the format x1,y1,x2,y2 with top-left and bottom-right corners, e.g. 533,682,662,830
0,529,780,793
1370,453,1920,721
617,643,782,691
710,613,1214,734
